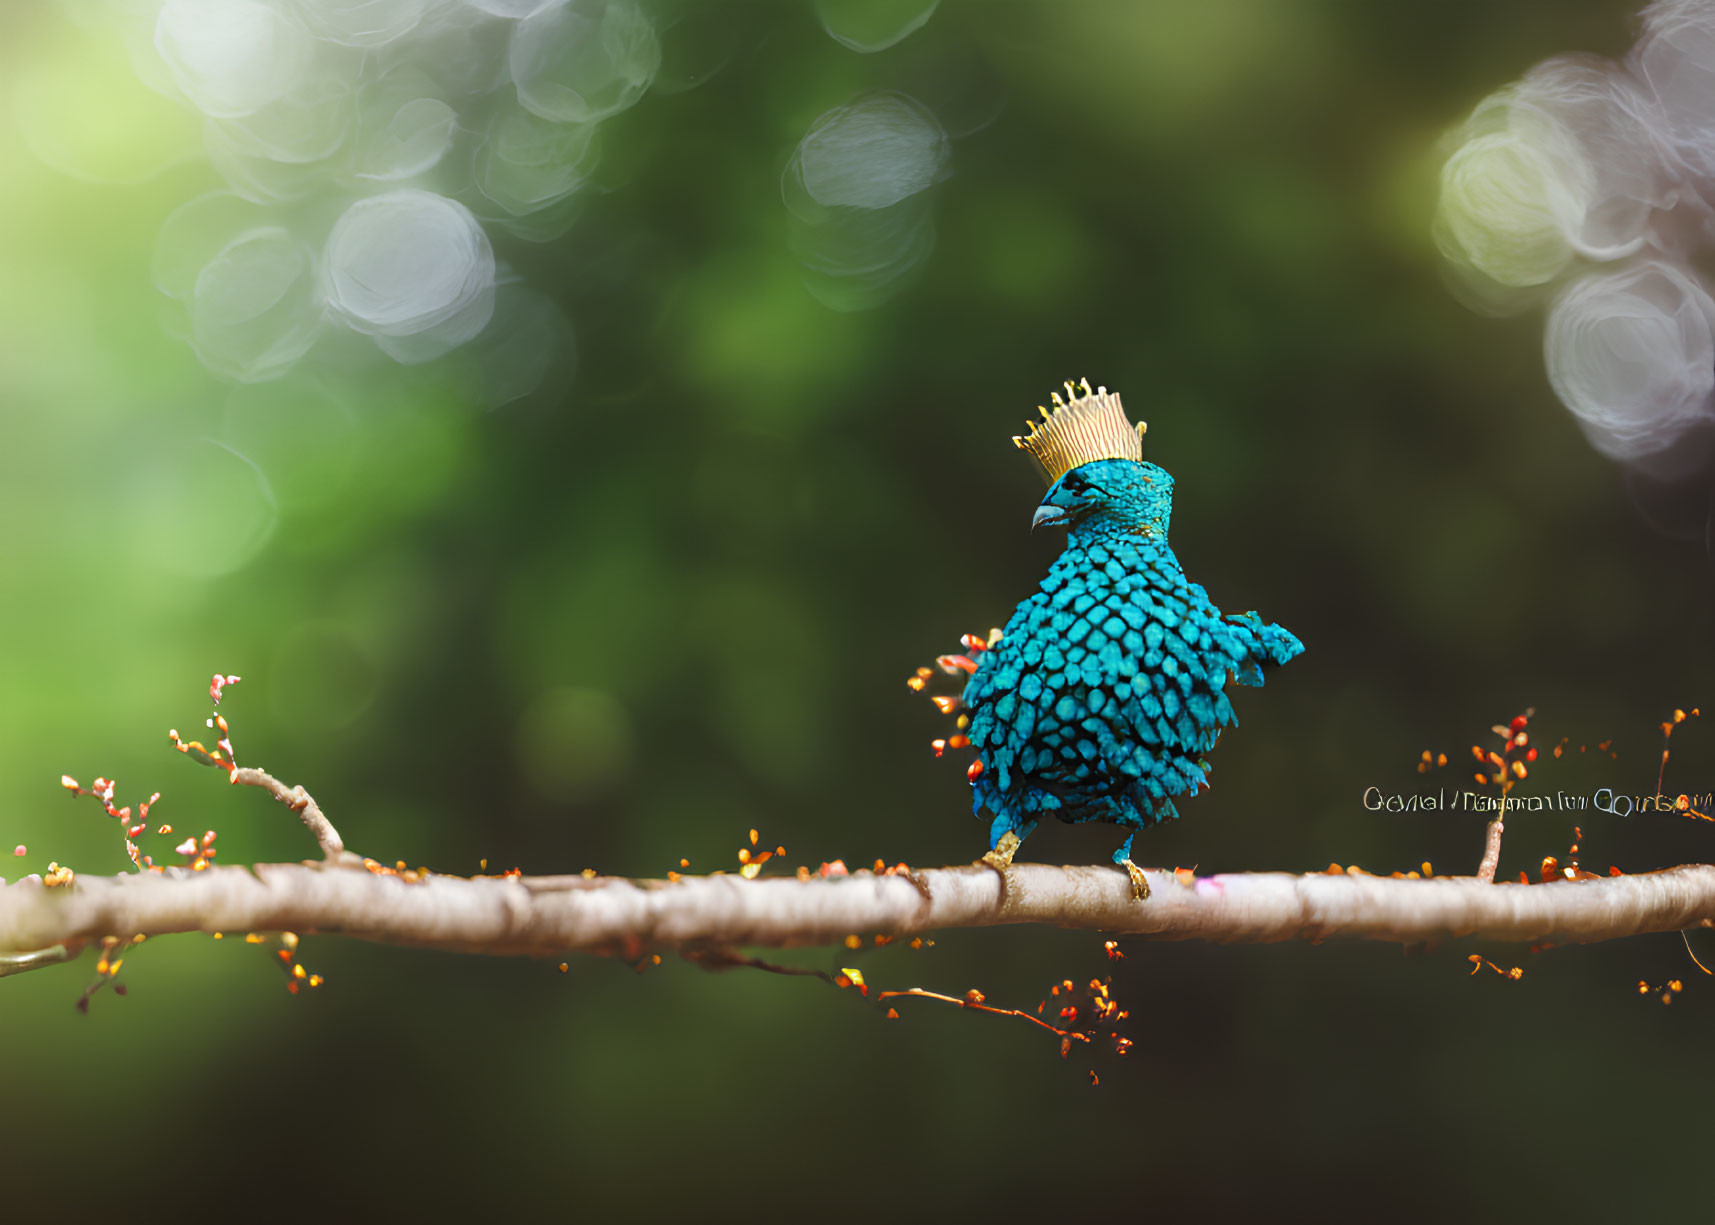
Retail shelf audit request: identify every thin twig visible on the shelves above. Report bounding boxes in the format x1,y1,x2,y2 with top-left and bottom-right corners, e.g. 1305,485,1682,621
681,948,835,983
1682,929,1711,976
1477,817,1504,882
229,768,347,861
875,986,1091,1042
0,943,71,977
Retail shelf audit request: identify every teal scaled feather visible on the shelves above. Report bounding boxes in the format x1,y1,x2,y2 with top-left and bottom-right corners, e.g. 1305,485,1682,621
963,456,1303,868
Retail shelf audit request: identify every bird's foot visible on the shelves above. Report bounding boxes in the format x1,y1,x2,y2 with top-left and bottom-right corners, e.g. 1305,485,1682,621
981,830,1023,873
1119,858,1151,902
981,831,1024,910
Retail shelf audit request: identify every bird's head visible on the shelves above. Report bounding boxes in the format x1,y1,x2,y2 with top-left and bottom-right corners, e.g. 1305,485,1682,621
1013,380,1167,539
1032,458,1173,540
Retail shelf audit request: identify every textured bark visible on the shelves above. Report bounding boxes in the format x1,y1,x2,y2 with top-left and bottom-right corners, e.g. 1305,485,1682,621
3,859,1712,964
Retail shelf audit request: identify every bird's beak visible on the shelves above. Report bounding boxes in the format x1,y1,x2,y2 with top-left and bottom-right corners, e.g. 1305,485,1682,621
1031,504,1069,531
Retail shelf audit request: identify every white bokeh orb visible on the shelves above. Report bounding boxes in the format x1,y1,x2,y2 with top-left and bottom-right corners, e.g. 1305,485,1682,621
510,0,661,125
191,226,325,382
1545,258,1715,461
154,0,315,118
322,190,497,346
797,91,949,211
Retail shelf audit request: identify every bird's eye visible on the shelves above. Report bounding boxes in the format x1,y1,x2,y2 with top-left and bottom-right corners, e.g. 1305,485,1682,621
1063,474,1087,494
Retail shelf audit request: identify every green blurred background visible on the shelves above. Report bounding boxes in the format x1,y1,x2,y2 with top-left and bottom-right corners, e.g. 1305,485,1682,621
3,1,1712,1219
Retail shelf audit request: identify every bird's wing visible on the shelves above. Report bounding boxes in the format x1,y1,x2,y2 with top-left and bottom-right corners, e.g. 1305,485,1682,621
1219,607,1306,685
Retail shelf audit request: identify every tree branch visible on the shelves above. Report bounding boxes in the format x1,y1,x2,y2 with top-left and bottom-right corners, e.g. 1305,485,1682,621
3,859,1713,963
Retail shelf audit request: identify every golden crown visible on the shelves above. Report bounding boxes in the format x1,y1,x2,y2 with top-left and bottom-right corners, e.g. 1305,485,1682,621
1013,378,1147,486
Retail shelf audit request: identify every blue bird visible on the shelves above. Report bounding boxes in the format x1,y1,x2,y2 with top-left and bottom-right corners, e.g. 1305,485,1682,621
960,379,1303,899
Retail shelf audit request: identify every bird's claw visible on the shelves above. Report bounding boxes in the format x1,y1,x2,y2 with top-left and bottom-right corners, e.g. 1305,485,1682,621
1120,858,1151,901
980,830,1023,873
981,831,1024,910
